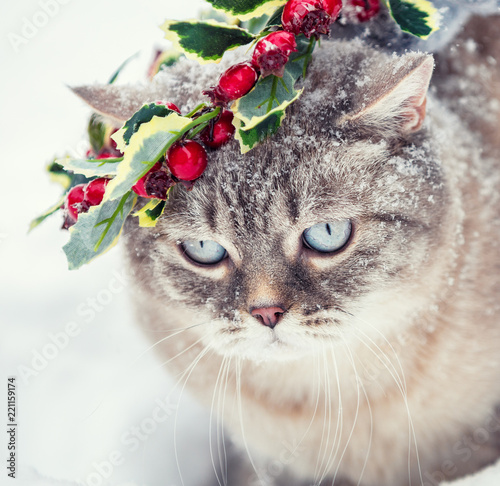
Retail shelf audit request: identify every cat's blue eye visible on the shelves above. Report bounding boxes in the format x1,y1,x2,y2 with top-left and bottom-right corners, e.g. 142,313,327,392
302,220,352,253
182,240,227,265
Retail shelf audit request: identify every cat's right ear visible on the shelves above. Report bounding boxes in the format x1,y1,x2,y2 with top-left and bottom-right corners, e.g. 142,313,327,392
70,84,169,126
340,53,434,137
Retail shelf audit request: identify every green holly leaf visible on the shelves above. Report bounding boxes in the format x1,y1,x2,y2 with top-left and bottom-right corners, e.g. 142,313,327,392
29,196,65,232
160,20,255,64
264,5,285,28
387,0,440,39
233,111,285,153
232,36,313,137
63,191,137,270
108,52,138,84
206,0,286,21
88,113,107,154
57,156,121,178
105,113,193,202
242,12,273,34
232,73,303,130
117,102,178,147
133,199,167,227
46,160,93,191
47,161,73,190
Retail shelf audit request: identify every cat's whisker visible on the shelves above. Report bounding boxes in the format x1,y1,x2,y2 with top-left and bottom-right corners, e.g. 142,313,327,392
81,322,212,421
349,330,424,486
209,354,229,486
132,320,211,366
219,356,232,486
235,357,262,484
221,356,232,486
315,345,339,486
350,327,406,396
335,306,407,393
340,335,373,486
172,340,215,486
325,343,345,486
294,347,324,485
348,321,425,486
311,340,343,486
331,337,362,486
353,315,409,393
322,346,335,485
157,332,211,372
313,347,331,483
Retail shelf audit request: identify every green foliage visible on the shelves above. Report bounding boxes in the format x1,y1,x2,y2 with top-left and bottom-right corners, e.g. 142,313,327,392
206,0,286,20
232,36,314,151
134,199,167,227
121,103,177,145
234,110,285,153
29,196,65,232
88,114,107,154
105,113,193,202
387,0,440,39
63,191,137,269
161,20,255,63
57,156,121,178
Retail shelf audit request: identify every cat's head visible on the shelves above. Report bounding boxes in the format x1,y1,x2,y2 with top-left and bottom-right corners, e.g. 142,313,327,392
78,40,448,362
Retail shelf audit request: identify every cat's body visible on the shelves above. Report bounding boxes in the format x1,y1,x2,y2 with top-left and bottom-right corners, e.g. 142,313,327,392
81,13,500,486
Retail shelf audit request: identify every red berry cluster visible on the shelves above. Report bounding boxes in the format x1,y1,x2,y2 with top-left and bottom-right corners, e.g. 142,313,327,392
203,0,347,105
64,177,109,228
282,0,342,38
63,99,238,224
62,0,382,229
129,102,236,201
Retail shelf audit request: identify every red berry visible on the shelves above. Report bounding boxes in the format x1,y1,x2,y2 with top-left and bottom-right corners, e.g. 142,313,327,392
166,140,207,181
132,162,162,197
65,184,88,223
96,151,115,159
322,0,343,17
203,62,259,105
144,168,175,199
282,0,342,38
348,0,380,22
251,31,297,78
155,101,181,114
84,178,109,206
200,110,235,148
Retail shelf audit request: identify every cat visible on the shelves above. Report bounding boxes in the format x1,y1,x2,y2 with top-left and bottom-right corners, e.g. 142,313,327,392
74,12,500,486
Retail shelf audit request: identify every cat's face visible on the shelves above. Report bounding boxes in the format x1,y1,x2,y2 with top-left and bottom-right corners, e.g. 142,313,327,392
126,122,446,362
123,42,446,362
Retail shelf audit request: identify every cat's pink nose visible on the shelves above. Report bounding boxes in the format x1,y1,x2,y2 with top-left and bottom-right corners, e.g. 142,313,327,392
250,306,285,329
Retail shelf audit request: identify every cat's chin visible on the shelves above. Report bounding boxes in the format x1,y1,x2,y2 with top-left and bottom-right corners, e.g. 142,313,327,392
202,322,334,363
216,340,317,363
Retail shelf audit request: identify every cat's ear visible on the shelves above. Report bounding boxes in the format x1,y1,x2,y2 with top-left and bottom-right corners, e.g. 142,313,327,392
70,83,172,126
341,53,434,136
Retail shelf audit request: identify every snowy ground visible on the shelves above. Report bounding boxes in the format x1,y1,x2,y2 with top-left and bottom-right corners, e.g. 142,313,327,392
1,1,499,485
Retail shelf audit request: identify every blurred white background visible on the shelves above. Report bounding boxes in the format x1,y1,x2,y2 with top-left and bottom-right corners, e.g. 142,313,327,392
1,1,217,485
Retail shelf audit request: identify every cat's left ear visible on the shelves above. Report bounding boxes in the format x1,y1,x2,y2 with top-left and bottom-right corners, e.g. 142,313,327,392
70,83,173,126
341,53,434,136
